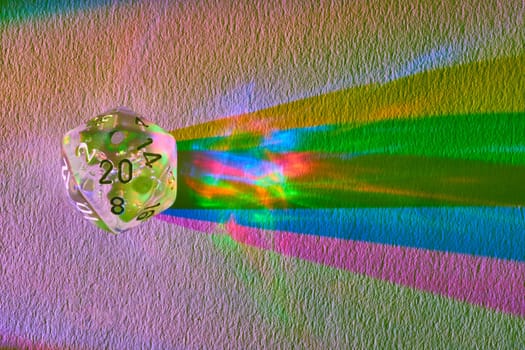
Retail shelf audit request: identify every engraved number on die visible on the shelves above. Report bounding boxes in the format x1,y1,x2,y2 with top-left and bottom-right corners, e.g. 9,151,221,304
144,153,162,168
137,137,153,150
99,159,133,184
135,117,149,128
76,143,96,163
88,114,113,127
62,158,99,223
137,137,162,168
110,196,125,215
137,202,161,221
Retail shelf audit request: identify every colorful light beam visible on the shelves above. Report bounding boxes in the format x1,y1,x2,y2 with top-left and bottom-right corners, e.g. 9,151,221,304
159,55,525,316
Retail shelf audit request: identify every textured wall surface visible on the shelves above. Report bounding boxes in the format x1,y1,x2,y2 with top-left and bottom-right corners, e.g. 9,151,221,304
1,1,524,348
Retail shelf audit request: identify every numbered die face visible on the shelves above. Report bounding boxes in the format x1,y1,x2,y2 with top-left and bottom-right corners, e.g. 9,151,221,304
61,107,177,234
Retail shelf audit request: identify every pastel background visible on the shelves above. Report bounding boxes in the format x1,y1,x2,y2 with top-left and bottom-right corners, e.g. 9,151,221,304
1,1,524,348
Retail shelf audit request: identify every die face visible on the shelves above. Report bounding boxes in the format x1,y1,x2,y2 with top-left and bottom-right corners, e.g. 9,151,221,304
61,157,115,233
61,108,177,234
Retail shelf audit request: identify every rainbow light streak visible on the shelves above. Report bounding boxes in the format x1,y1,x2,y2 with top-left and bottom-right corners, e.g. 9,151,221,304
171,56,525,141
0,1,126,24
174,112,525,209
163,208,525,262
157,214,525,317
2,1,524,347
161,55,525,316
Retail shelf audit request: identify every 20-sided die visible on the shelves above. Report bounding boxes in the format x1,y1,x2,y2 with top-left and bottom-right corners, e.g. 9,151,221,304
61,107,177,234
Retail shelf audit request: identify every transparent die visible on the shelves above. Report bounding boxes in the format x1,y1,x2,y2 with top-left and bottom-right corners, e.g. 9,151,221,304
61,107,177,234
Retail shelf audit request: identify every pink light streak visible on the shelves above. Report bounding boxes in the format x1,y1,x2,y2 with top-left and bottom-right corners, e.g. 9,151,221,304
158,214,525,317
